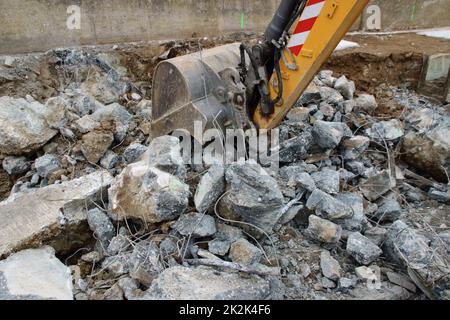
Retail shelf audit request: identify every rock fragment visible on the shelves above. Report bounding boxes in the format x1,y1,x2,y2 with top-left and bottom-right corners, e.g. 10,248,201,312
306,189,353,220
311,169,340,195
0,97,58,155
229,239,262,265
100,150,120,170
286,107,310,122
225,162,284,235
305,215,342,244
320,250,342,281
334,75,356,100
354,94,378,114
367,119,404,142
143,266,272,300
194,164,225,213
346,232,382,265
91,103,132,142
129,240,164,286
109,162,190,223
298,83,322,105
35,154,61,178
87,208,116,251
146,136,186,178
81,131,114,164
172,212,217,238
341,136,370,160
312,120,352,150
319,87,344,105
2,156,30,176
359,170,394,201
0,246,73,300
279,133,313,163
123,143,148,164
208,239,231,256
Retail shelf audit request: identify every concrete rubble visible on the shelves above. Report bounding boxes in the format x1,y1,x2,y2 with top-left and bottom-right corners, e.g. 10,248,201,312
0,246,73,300
0,46,448,301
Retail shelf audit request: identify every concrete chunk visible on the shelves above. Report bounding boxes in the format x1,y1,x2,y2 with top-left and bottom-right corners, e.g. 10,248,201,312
0,246,73,300
0,171,113,258
143,266,272,300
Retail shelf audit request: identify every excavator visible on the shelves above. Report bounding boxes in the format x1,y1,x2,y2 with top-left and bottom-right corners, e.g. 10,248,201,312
151,0,369,141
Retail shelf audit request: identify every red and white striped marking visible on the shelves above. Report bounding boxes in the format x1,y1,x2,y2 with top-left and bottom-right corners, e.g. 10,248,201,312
287,0,326,56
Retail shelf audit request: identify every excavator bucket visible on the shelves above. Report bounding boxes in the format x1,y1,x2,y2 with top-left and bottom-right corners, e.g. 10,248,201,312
151,43,247,142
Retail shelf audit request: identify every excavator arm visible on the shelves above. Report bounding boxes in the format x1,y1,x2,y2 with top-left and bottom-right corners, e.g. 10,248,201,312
252,0,369,129
151,0,368,139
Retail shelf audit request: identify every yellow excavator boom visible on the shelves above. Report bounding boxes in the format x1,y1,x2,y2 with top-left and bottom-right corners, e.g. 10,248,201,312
254,0,369,129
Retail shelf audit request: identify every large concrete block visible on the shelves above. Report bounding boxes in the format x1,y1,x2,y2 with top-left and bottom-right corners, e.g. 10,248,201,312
0,246,73,300
0,171,113,258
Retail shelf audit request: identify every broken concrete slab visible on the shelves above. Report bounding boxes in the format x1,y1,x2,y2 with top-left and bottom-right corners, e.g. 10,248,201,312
0,171,113,258
143,266,272,300
402,120,450,182
108,161,190,223
0,246,73,300
0,97,58,155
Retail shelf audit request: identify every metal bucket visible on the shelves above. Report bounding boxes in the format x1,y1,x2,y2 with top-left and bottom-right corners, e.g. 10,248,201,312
151,43,246,142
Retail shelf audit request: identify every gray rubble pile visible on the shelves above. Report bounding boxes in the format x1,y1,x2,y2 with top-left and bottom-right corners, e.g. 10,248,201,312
0,48,449,301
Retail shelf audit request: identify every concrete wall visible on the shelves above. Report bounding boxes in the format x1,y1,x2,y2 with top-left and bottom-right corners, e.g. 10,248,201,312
1,0,449,54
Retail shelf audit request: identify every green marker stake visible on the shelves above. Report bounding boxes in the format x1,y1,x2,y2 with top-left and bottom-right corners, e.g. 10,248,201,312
411,0,417,21
240,11,245,30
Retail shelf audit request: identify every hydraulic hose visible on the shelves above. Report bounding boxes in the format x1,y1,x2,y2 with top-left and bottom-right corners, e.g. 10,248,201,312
265,0,302,43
